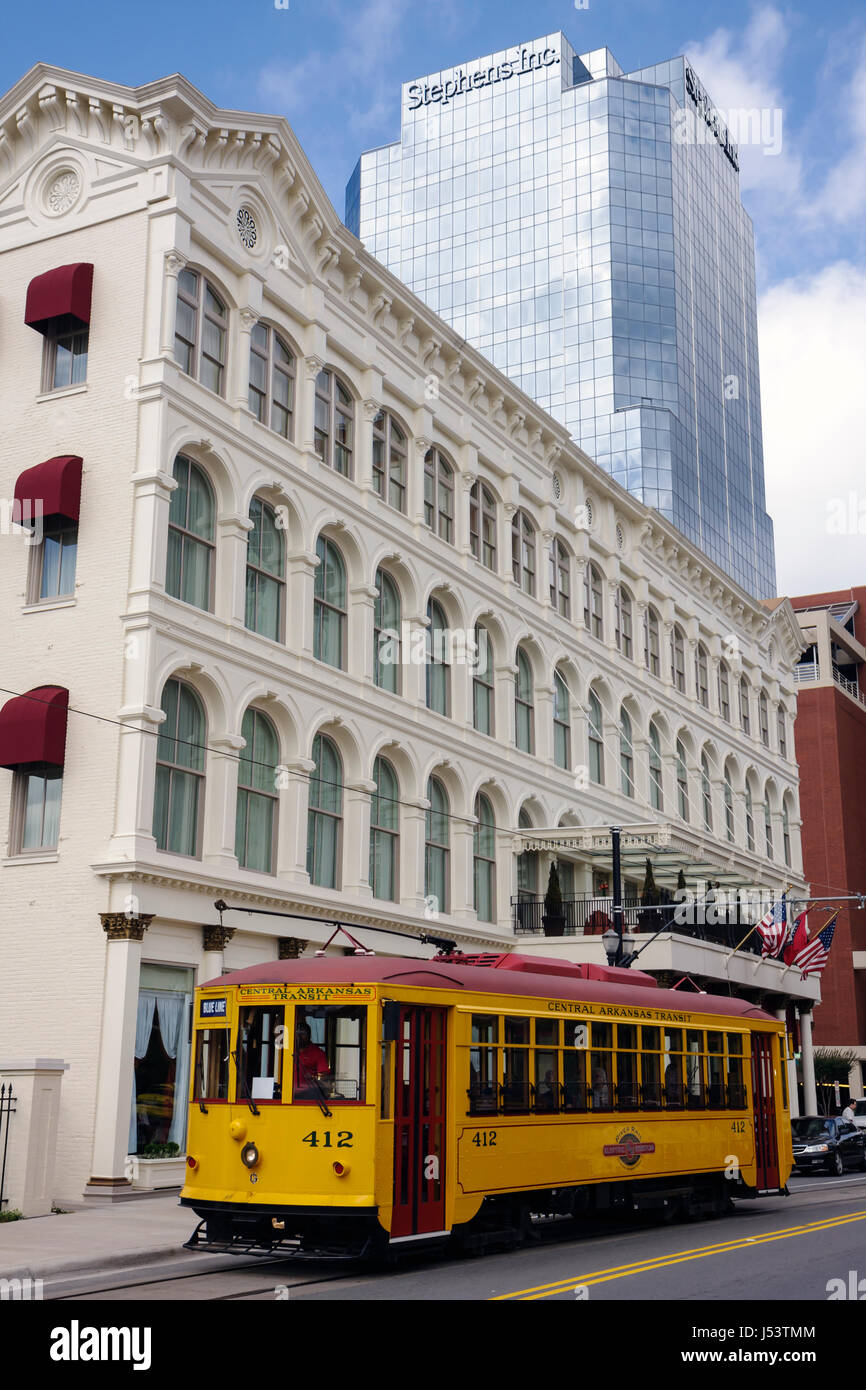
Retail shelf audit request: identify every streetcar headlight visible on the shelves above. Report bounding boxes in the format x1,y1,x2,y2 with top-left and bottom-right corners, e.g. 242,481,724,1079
241,1142,260,1168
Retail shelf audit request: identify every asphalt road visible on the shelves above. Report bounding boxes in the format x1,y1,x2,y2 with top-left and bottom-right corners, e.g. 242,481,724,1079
47,1171,866,1304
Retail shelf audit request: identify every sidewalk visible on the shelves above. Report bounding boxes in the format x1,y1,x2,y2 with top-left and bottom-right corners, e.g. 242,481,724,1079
0,1193,198,1282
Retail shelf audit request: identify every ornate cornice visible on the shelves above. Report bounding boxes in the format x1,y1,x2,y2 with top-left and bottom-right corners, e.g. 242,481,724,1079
100,912,154,942
203,923,235,952
278,936,307,959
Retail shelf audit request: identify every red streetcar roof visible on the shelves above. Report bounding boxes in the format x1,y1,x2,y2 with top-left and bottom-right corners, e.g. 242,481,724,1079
205,954,777,1023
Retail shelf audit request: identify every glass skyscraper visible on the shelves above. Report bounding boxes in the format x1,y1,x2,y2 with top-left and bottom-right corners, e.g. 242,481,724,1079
346,33,776,597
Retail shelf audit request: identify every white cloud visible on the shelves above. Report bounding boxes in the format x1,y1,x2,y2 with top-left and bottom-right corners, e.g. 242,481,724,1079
758,262,866,596
684,5,802,197
809,38,866,223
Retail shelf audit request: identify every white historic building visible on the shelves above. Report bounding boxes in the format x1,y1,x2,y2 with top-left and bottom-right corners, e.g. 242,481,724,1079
0,66,815,1205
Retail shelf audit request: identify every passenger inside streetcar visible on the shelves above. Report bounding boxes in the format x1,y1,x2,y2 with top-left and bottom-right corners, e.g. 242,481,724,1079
293,1021,332,1099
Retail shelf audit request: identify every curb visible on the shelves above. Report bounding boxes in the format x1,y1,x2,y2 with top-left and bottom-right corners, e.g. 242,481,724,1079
0,1240,197,1284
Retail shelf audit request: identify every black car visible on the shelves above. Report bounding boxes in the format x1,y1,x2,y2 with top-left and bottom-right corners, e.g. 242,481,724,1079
791,1116,866,1175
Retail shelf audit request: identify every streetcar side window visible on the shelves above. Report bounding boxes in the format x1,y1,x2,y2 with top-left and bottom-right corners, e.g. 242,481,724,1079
686,1030,706,1109
503,1017,530,1113
469,1014,499,1114
726,1033,746,1108
194,1028,230,1101
706,1032,725,1108
562,1022,588,1112
615,1024,639,1110
640,1026,662,1109
534,1018,559,1113
664,1028,685,1109
292,1007,366,1103
237,1006,284,1102
591,1022,613,1111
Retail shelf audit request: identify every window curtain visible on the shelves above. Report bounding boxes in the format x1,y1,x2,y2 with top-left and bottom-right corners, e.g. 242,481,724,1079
128,991,157,1154
157,993,192,1151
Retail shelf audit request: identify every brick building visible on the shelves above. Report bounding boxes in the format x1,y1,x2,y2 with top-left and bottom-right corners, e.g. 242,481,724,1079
791,587,866,1092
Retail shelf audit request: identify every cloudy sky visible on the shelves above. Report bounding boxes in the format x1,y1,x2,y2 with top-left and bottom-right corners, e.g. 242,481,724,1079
3,0,864,597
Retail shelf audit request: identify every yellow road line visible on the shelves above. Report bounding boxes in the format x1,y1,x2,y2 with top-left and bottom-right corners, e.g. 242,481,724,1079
492,1210,866,1300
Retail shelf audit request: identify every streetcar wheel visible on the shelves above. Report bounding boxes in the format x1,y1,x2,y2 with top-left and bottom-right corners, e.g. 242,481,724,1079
828,1150,844,1177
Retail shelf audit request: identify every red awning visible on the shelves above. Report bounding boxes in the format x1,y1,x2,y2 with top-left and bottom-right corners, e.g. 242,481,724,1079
14,456,82,526
24,263,93,333
0,687,69,770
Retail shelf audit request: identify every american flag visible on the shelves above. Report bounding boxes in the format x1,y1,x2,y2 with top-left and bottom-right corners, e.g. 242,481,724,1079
793,914,838,979
756,897,787,958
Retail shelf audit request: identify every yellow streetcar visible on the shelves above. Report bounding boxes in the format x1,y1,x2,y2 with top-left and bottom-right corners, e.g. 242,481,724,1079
180,951,792,1257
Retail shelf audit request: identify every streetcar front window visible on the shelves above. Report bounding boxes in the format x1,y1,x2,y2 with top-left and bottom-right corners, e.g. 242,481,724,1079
237,1006,284,1102
469,1014,498,1114
292,1006,366,1103
194,1028,230,1101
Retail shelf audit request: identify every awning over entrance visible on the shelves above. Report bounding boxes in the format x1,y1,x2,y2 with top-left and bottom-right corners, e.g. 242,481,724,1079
24,263,93,333
14,455,82,526
516,822,798,893
0,686,69,770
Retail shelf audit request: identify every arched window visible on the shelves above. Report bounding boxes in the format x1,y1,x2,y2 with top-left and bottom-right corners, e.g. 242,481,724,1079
469,481,497,569
473,624,494,735
473,792,496,923
425,776,450,914
764,798,773,858
372,410,407,512
649,721,663,810
588,689,604,784
759,691,770,747
676,739,689,821
620,707,634,798
695,643,709,708
153,679,205,857
314,369,353,476
313,536,346,668
723,766,735,843
373,569,401,693
549,539,570,617
175,268,226,395
369,756,399,901
782,803,791,867
515,648,534,753
166,455,214,611
584,564,603,638
424,448,454,542
745,784,755,851
718,661,731,722
245,497,285,641
235,707,279,873
553,669,571,770
644,606,660,676
670,625,686,692
511,510,536,595
517,806,537,899
700,753,713,831
426,598,450,715
739,677,751,734
249,323,295,438
307,734,342,888
615,586,633,659
777,706,788,758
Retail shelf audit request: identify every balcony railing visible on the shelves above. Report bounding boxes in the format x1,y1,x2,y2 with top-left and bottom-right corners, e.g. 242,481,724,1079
833,665,866,707
511,893,763,955
794,660,865,707
794,661,819,683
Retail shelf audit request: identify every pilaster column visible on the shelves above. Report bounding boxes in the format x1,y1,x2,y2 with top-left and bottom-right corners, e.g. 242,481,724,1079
233,307,257,410
631,734,650,807
278,937,308,959
535,682,555,765
358,399,379,496
450,819,475,921
538,530,553,613
459,469,477,558
109,700,165,858
88,913,154,1189
127,465,177,608
799,1008,818,1115
287,550,319,658
300,355,325,456
496,662,518,747
501,501,518,587
350,582,379,683
202,732,246,871
661,620,674,687
411,436,432,528
217,513,254,627
402,798,429,913
276,756,316,883
636,599,649,668
202,923,236,982
160,250,186,355
605,580,619,652
342,779,377,898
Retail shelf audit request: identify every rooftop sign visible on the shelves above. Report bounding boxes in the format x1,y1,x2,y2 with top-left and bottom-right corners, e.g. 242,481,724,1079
407,46,561,110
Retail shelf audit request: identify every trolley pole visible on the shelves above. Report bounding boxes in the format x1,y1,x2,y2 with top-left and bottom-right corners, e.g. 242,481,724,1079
611,825,624,966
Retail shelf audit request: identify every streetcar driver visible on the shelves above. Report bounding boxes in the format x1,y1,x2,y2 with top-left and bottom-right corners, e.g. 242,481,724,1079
293,1020,332,1100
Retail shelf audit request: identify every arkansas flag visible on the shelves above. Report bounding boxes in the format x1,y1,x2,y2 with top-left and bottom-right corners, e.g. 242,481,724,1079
783,912,809,965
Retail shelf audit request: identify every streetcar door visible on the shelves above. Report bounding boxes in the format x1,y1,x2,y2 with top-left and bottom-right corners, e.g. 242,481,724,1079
390,1006,447,1239
750,1032,780,1190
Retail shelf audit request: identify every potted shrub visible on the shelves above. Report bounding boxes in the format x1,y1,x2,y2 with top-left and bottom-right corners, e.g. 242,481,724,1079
542,862,566,937
125,1140,186,1190
638,857,661,929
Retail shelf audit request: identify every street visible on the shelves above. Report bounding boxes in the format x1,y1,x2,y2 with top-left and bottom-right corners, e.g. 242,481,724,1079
43,1172,866,1303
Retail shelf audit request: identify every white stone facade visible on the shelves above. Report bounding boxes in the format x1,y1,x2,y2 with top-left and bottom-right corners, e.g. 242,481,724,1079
0,67,809,1202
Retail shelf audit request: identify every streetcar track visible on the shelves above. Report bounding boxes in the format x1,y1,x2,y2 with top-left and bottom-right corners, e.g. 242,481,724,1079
48,1257,348,1301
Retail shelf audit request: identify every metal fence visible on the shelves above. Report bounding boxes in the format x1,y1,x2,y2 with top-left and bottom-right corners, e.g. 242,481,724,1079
0,1084,16,1211
511,894,763,955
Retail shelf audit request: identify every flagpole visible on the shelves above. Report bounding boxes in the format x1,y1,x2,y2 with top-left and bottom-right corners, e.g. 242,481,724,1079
779,910,837,978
